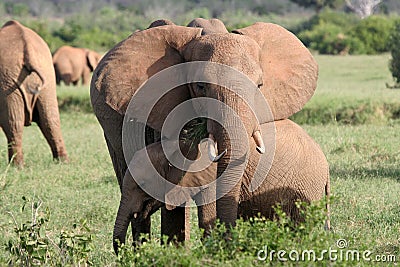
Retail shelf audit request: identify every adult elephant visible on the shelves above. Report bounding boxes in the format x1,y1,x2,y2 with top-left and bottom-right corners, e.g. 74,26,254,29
112,119,330,253
91,21,321,249
0,20,68,166
53,45,101,86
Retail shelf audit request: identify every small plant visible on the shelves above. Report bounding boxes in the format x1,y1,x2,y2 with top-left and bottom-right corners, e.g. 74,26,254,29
5,196,94,266
5,196,51,266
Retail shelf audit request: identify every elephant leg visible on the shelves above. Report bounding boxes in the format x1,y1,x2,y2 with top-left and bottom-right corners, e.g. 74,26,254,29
2,93,25,166
216,180,242,229
2,118,24,167
81,69,91,86
131,215,151,245
34,92,68,162
161,206,190,243
62,74,71,86
197,202,216,237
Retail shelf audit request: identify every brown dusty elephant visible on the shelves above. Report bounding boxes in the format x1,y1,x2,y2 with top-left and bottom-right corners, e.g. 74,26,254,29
90,21,325,251
113,134,217,252
0,20,68,167
112,119,330,253
52,45,101,86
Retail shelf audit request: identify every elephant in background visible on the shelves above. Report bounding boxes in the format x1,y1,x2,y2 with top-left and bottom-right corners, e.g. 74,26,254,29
91,20,327,250
112,119,330,252
53,45,101,86
0,20,68,166
187,18,228,35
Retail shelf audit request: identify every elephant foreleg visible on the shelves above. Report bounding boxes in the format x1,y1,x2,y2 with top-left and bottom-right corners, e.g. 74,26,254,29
81,69,91,86
161,206,190,244
197,201,216,237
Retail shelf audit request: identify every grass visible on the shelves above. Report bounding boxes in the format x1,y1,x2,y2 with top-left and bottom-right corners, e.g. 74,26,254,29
0,54,399,266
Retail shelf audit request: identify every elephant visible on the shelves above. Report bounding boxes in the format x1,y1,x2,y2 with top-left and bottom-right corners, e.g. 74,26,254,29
187,18,228,35
112,119,330,253
0,20,68,166
90,21,326,251
52,45,101,86
147,19,175,28
112,133,217,252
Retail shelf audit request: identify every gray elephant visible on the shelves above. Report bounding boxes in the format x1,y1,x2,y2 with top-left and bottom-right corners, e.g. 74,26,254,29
52,45,101,86
90,21,326,251
0,20,68,167
112,119,330,252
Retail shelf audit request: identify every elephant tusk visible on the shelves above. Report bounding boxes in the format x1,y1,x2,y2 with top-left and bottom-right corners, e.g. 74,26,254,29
253,130,265,154
208,134,227,162
133,213,138,219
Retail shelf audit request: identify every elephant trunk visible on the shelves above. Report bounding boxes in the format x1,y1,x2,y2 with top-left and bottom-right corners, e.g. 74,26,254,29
113,197,131,255
207,91,258,226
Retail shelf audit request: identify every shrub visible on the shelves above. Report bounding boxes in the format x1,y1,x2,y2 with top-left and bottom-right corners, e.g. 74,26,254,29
296,11,396,55
388,19,400,86
349,16,396,54
298,22,363,55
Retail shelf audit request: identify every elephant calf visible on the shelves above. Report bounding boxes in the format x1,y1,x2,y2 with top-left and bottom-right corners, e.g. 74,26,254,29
53,45,101,86
113,119,330,253
0,20,68,166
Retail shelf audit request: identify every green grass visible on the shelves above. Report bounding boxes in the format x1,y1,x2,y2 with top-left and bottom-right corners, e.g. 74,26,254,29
0,55,399,266
292,54,400,124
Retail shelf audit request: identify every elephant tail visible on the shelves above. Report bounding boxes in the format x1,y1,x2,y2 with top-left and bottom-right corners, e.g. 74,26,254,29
24,65,46,95
324,176,331,231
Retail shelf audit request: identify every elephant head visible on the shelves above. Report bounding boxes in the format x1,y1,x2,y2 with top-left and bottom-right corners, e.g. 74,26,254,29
91,21,318,243
187,18,228,35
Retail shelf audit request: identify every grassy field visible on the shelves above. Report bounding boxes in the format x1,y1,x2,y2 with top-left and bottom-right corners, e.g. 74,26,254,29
0,55,399,266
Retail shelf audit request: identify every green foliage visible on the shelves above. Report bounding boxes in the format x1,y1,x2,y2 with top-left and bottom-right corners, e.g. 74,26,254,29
4,2,29,16
115,202,333,266
349,16,396,54
296,11,397,54
388,19,400,86
289,0,344,13
5,196,94,266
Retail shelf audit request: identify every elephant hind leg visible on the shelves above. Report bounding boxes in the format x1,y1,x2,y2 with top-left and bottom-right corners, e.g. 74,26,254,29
61,73,72,86
2,117,24,167
33,98,68,162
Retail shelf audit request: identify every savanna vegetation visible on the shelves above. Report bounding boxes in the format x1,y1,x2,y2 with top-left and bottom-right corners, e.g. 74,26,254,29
0,0,399,266
0,54,399,266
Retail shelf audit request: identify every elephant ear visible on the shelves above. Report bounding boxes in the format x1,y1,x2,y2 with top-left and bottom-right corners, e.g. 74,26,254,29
86,50,99,71
92,25,202,132
233,22,318,120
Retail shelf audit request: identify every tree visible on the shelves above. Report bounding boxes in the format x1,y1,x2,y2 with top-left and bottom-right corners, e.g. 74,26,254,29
345,0,382,18
289,0,344,13
388,20,400,88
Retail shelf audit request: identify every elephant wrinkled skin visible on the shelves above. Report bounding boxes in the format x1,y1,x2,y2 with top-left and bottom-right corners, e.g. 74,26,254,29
0,20,68,166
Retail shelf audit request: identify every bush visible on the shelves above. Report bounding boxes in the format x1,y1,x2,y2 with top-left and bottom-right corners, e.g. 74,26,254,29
388,19,400,86
349,16,396,54
296,11,396,55
298,22,363,55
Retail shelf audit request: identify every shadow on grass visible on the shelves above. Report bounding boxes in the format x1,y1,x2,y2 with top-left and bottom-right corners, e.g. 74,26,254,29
58,95,93,113
330,165,400,182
